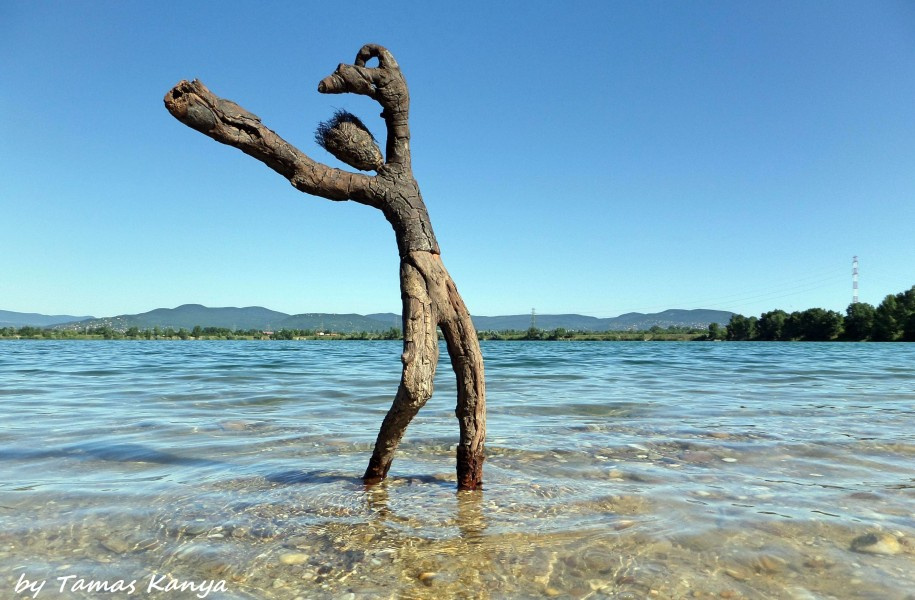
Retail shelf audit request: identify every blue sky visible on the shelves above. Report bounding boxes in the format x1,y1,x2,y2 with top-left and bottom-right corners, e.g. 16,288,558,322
2,1,913,319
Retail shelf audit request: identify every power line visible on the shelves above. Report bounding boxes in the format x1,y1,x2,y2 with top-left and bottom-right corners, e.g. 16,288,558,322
563,267,848,315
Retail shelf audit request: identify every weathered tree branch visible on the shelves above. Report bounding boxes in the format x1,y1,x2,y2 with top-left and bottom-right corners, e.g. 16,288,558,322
163,80,375,204
164,45,485,490
362,251,485,489
318,44,411,168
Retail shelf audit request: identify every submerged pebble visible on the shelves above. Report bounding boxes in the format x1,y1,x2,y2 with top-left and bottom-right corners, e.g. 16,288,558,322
803,556,833,570
850,532,902,555
219,420,257,431
678,451,717,464
181,523,209,537
754,554,787,574
279,552,310,565
99,538,130,554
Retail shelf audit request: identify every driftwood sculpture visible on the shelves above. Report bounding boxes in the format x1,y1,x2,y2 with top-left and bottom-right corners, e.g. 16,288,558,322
164,44,485,490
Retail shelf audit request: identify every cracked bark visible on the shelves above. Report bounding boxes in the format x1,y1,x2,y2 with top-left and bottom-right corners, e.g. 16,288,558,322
164,44,485,490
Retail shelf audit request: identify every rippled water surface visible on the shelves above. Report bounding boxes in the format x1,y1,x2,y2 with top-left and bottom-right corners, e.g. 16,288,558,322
1,340,913,599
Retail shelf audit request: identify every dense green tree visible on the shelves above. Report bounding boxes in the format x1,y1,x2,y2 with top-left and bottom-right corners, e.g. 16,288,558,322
782,311,803,341
382,327,402,340
756,310,788,341
707,322,724,341
524,326,544,340
873,286,915,341
726,314,758,341
747,315,759,339
901,286,915,309
873,294,900,341
794,308,843,341
903,312,915,342
547,327,568,340
843,302,876,341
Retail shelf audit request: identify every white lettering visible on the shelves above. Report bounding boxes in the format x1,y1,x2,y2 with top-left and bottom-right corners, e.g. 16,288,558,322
146,574,227,599
147,574,167,592
53,575,138,595
195,579,227,599
56,575,78,593
15,573,45,598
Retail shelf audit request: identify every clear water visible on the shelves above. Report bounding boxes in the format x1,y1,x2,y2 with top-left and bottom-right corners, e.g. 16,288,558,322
1,341,913,599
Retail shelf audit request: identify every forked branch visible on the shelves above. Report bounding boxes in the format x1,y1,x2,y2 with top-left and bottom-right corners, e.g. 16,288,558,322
163,80,375,203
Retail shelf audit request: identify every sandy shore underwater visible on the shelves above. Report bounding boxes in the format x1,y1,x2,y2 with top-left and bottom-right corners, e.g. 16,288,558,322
1,340,913,598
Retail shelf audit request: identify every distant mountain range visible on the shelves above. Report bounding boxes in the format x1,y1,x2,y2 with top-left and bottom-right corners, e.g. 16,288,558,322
44,305,396,334
473,309,735,332
0,310,94,328
3,305,735,333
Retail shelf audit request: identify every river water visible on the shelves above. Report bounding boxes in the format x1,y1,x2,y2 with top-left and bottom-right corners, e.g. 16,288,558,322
0,340,912,599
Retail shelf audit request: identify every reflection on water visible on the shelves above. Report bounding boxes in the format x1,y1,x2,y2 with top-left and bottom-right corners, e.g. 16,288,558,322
1,340,913,599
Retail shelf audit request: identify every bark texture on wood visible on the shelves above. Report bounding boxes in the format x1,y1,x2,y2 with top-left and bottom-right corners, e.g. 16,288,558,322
364,251,485,489
164,44,485,490
164,80,375,205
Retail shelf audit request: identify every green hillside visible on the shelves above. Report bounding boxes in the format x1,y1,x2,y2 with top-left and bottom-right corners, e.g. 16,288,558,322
41,304,733,334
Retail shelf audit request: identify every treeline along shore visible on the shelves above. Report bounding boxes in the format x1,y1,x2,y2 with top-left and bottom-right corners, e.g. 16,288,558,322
711,284,915,342
0,325,704,342
3,284,912,342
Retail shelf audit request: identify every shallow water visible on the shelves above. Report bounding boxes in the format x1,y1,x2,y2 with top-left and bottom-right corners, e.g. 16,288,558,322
1,340,913,599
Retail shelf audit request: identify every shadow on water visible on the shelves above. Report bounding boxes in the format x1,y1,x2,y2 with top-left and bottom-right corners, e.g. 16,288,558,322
264,469,364,485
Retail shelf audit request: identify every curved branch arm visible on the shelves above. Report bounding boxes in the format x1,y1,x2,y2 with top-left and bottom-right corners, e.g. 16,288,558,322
355,44,399,71
164,79,376,204
318,44,411,168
